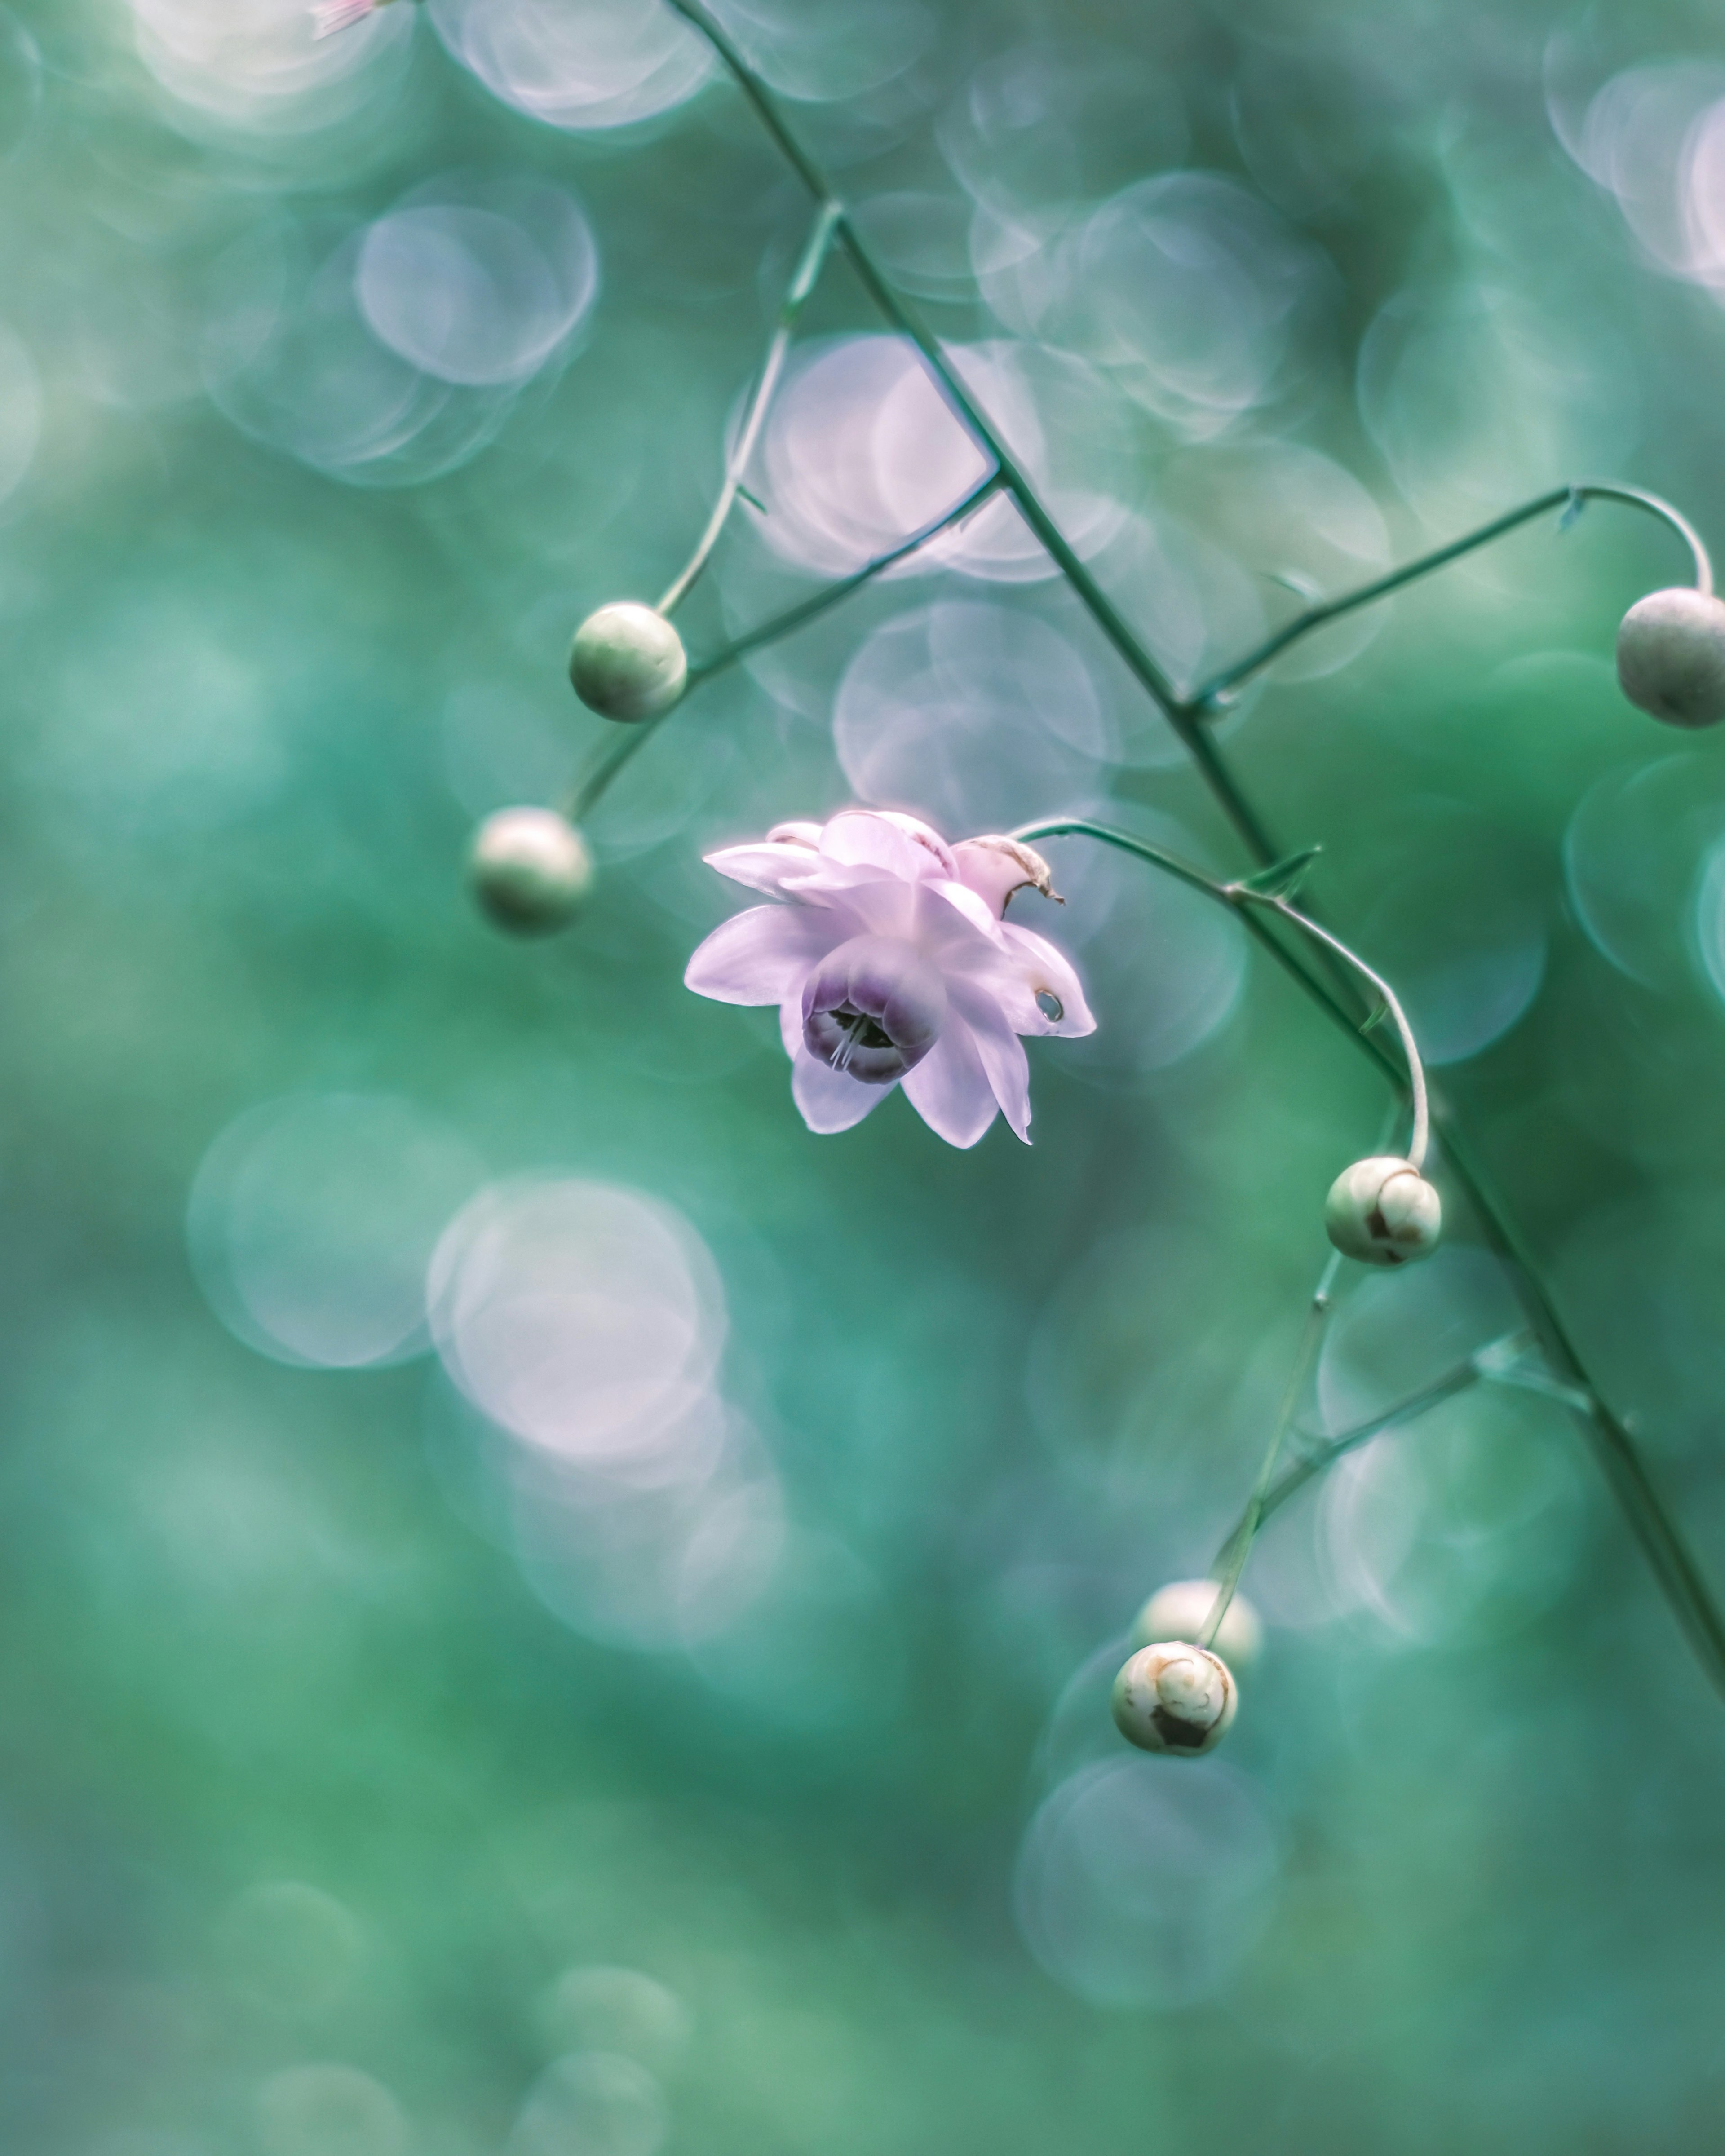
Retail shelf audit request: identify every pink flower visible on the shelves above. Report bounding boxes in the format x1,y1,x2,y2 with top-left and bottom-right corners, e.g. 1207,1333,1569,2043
684,809,1095,1147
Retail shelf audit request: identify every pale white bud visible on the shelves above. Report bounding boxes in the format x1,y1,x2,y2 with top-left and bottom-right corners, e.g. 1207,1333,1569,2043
1128,1580,1262,1670
1615,587,1725,729
569,602,687,722
468,808,594,936
1324,1155,1441,1267
1111,1641,1238,1756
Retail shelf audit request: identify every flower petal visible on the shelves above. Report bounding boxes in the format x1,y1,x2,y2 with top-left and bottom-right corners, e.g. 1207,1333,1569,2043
820,809,956,883
685,906,840,1006
899,1018,999,1148
704,841,844,900
766,820,823,849
948,979,1033,1140
1001,923,1097,1036
791,1048,891,1134
812,875,921,942
953,836,1057,917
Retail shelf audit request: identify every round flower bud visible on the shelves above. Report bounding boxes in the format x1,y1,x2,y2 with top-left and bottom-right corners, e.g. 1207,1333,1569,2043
569,602,687,722
1324,1155,1441,1268
1128,1580,1262,1671
1615,587,1725,728
468,808,594,936
1111,1642,1238,1756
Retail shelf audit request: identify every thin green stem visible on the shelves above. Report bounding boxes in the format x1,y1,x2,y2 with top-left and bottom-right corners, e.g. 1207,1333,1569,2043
662,0,1725,1705
1017,820,1725,1698
566,472,1004,823
1201,1254,1341,1652
1186,482,1713,711
1242,892,1429,1171
1010,819,1414,1101
687,469,1004,685
1254,1347,1496,1533
657,201,840,616
659,0,1281,865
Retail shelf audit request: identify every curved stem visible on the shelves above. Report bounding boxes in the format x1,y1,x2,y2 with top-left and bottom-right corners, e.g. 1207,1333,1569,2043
658,0,1280,865
565,472,1004,823
687,469,1004,685
1200,1255,1340,1652
1250,1345,1496,1536
1018,819,1725,1697
1187,482,1713,711
1243,893,1429,1171
657,201,840,616
658,0,1725,1706
1011,818,1421,1115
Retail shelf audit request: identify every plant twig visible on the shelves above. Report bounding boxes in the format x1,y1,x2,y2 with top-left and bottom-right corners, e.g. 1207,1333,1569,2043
1012,819,1725,1697
657,0,1725,1705
656,200,841,616
1186,482,1713,711
1201,1254,1341,1651
565,471,1004,822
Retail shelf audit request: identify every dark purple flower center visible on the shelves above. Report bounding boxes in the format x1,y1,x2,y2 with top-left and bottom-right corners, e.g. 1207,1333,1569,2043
802,935,947,1085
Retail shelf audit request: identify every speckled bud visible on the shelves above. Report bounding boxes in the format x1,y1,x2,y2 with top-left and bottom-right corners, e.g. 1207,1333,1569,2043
1616,588,1725,728
468,808,594,936
1324,1155,1442,1267
1112,1642,1238,1756
569,602,687,722
1128,1580,1262,1671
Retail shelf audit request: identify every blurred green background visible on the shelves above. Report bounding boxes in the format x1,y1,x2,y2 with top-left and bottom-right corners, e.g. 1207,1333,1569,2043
6,0,1725,2148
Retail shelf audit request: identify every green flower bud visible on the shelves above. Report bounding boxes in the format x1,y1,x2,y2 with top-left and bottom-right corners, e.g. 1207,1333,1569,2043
1128,1580,1262,1670
1324,1154,1442,1267
468,808,594,936
569,602,687,723
1616,587,1725,729
1111,1641,1238,1756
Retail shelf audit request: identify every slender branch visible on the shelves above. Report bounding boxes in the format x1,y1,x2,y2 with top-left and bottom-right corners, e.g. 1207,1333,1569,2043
687,469,1004,685
1186,482,1713,711
1201,1255,1340,1651
657,201,840,616
658,0,1280,865
1009,819,1415,1102
1017,820,1725,1697
1251,1345,1497,1535
1240,892,1429,1171
565,472,1005,822
659,0,1725,1705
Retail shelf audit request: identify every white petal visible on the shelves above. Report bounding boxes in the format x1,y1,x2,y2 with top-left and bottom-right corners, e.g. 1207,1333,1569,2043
820,810,953,884
704,840,838,898
791,1048,892,1134
948,980,1033,1140
818,876,920,942
685,906,838,1006
766,820,823,849
873,809,959,878
952,836,1057,917
1000,923,1097,1036
926,876,1010,941
777,992,804,1060
900,1019,999,1148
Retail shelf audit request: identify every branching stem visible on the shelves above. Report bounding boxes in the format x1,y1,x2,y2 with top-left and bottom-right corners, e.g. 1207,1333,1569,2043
1185,482,1713,712
656,201,840,616
1013,819,1725,1697
655,0,1725,1704
565,472,1004,822
1241,893,1429,1171
1201,1256,1340,1652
